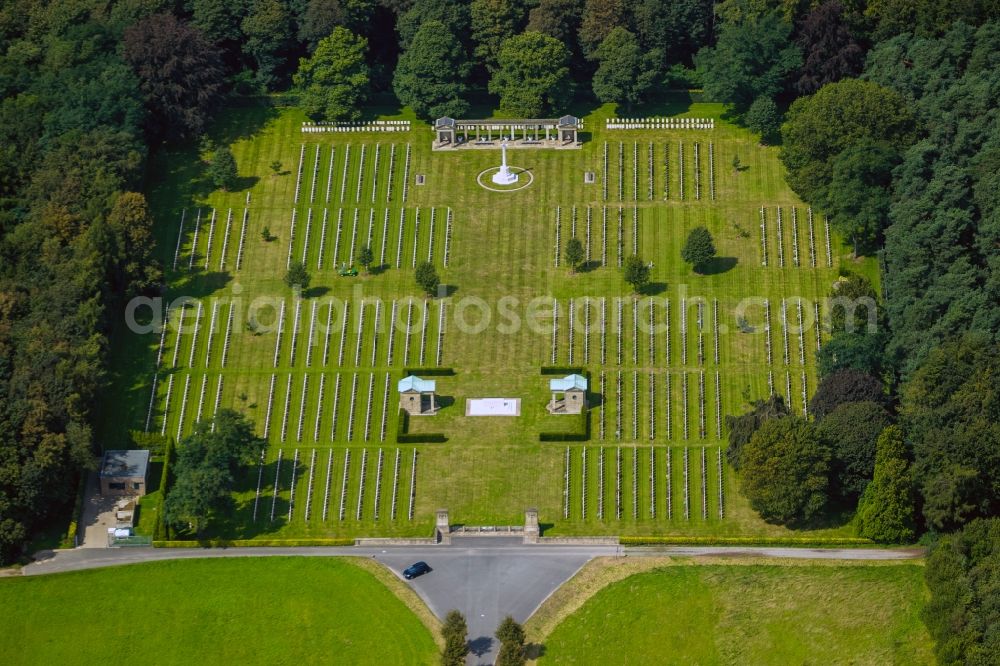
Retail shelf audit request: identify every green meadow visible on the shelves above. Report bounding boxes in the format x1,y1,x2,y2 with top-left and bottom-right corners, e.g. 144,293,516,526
0,558,438,665
538,562,932,664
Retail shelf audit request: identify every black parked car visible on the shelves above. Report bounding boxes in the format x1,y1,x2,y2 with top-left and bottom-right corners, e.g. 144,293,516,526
403,561,430,579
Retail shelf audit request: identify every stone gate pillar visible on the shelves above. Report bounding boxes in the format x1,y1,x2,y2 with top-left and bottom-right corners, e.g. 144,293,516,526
436,508,451,545
524,508,539,544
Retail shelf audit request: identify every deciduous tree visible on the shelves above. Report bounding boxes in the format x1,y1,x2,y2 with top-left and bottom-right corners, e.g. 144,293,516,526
107,192,161,295
527,0,583,43
631,0,713,68
122,13,226,140
793,1,864,95
592,27,659,109
817,401,893,500
809,368,886,419
743,96,781,144
164,410,264,533
470,0,524,74
393,20,470,119
241,0,294,87
622,255,650,293
780,79,914,207
739,416,830,525
441,609,468,665
565,237,585,272
294,27,370,121
489,32,573,117
416,261,440,296
725,393,788,469
397,0,470,50
578,0,627,58
826,139,898,255
695,9,801,112
357,245,374,273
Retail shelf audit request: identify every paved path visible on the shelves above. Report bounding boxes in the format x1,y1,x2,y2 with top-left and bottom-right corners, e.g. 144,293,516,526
22,542,923,665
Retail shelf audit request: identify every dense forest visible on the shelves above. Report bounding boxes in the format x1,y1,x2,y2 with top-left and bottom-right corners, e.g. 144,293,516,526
1,0,999,658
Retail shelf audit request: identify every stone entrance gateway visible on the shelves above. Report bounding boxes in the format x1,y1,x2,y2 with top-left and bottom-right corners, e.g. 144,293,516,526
433,116,582,150
434,509,542,544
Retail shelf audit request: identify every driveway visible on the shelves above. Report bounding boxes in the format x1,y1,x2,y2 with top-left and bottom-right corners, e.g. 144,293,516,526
373,537,601,664
78,472,119,548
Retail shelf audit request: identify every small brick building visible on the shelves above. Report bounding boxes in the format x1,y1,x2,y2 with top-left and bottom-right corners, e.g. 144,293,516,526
547,374,588,414
398,376,438,416
100,450,150,497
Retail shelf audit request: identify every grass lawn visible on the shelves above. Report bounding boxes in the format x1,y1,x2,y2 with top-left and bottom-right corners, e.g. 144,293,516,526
535,560,932,665
95,92,877,539
0,558,438,665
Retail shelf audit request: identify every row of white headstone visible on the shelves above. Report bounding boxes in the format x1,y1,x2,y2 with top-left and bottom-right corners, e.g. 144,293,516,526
760,206,833,268
549,296,727,368
567,446,724,521
606,117,714,130
254,446,414,523
173,207,250,273
301,123,411,133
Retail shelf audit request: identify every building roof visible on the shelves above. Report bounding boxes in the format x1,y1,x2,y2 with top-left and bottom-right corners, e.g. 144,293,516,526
398,376,436,393
100,449,150,478
558,115,580,127
435,117,456,128
549,374,588,392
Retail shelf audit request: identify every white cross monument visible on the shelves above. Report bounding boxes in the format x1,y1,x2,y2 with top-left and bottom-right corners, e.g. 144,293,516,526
492,137,519,186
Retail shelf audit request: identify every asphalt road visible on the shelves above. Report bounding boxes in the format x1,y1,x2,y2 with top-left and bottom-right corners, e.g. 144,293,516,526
20,541,923,665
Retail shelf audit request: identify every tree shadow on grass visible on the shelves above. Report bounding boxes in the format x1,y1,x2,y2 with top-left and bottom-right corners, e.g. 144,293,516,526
640,281,668,296
304,285,330,299
208,100,281,150
631,92,694,118
698,257,737,275
171,271,233,298
231,175,259,192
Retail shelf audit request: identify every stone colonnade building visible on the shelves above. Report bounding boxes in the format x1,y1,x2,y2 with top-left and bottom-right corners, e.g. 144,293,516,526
433,116,582,150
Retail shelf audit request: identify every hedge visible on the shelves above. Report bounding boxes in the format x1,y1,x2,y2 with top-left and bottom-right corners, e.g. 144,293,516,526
619,536,876,547
154,437,176,541
128,430,169,456
540,371,591,441
152,538,356,548
398,432,447,443
402,367,455,376
539,430,589,442
59,472,88,548
395,409,446,443
540,366,585,375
